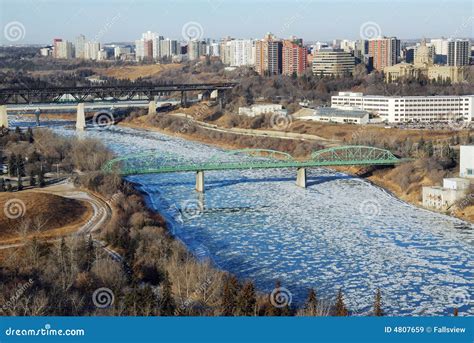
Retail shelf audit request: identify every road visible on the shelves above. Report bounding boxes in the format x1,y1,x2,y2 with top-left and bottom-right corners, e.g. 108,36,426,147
0,180,122,262
169,112,341,146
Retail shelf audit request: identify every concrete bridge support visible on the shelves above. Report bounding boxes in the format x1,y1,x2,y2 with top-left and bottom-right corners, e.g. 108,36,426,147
76,103,86,131
296,167,307,188
0,105,8,128
148,100,156,115
181,91,188,108
196,170,205,193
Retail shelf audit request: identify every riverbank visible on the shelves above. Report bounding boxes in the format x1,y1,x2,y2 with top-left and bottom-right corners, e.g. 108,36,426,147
119,116,473,224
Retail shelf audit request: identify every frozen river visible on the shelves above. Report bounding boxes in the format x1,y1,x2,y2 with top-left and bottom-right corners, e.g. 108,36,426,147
52,125,473,316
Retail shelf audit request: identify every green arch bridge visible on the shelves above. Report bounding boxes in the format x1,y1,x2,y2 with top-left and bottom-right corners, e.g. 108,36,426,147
102,146,407,192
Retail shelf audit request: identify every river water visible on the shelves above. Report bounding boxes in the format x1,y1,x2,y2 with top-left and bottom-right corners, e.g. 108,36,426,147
49,124,472,316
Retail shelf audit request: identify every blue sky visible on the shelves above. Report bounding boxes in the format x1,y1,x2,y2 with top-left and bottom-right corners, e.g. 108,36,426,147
0,0,473,44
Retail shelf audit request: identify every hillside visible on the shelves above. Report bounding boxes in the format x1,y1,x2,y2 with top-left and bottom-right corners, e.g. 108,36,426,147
0,191,91,244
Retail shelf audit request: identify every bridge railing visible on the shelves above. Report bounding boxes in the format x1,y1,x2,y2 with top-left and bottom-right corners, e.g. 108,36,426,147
102,145,403,175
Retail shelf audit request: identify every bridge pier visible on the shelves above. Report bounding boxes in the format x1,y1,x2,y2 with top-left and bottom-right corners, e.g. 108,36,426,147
0,105,8,128
296,167,307,188
196,170,205,193
148,100,156,115
181,91,187,108
76,103,86,131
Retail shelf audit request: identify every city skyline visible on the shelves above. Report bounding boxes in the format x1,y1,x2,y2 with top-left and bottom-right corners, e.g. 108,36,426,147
1,0,473,45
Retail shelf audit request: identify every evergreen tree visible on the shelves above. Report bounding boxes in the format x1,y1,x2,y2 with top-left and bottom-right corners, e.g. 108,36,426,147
38,171,45,187
220,274,241,316
304,288,318,316
26,127,34,143
17,154,25,177
8,154,16,177
373,289,383,316
158,273,176,316
17,176,23,191
417,137,425,155
29,170,36,187
236,281,256,316
425,141,434,157
334,289,348,316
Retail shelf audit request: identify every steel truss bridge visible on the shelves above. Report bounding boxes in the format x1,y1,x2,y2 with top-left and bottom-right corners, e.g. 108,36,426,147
0,83,237,104
102,146,406,192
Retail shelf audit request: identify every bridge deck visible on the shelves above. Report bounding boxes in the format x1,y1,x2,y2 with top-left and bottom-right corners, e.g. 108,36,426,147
118,159,404,176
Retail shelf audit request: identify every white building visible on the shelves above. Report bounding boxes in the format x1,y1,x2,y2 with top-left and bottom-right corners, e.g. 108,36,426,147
229,39,256,67
55,41,74,59
423,178,470,210
430,38,449,56
460,145,474,178
114,46,131,59
300,107,369,124
75,34,86,58
331,92,474,123
238,104,287,117
84,42,100,60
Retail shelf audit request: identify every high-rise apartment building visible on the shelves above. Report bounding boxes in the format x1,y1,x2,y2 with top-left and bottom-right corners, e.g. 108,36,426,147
159,39,180,58
228,39,255,67
255,33,282,75
187,40,206,60
368,37,400,71
54,40,74,59
447,39,470,66
75,34,86,59
84,42,100,60
135,31,162,61
282,39,307,76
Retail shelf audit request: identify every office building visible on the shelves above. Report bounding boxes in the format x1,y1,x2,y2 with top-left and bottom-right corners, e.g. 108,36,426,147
312,48,355,76
84,42,100,60
300,107,370,124
331,92,474,123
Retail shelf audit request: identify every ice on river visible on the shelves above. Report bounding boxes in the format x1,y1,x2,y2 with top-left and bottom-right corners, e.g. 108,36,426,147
53,125,473,316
